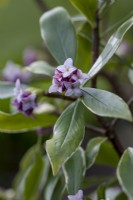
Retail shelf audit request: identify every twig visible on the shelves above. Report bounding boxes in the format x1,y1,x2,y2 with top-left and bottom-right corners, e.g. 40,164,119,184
34,0,48,13
90,9,126,156
86,124,106,135
91,10,100,88
42,91,76,101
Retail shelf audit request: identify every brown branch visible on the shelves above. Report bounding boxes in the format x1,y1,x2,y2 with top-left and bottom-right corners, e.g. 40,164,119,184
90,9,132,156
42,91,76,101
91,10,100,88
86,124,106,135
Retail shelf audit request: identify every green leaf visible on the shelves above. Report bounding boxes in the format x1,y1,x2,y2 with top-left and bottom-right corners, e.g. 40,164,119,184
76,35,92,72
96,141,119,167
0,81,15,99
117,147,133,199
15,153,45,200
86,137,107,169
69,0,97,27
98,0,116,14
46,100,85,175
128,68,133,85
44,171,64,200
26,61,55,77
115,192,128,200
81,88,132,121
87,17,133,81
0,81,28,99
40,7,77,64
63,148,86,194
0,112,57,133
24,154,44,200
97,183,106,200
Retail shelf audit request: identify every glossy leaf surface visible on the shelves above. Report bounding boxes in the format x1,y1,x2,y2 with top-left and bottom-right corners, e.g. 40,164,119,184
87,17,133,80
86,137,107,169
40,7,77,64
63,148,85,194
26,61,55,77
117,147,133,199
82,88,132,121
69,0,97,27
46,100,85,175
0,112,57,133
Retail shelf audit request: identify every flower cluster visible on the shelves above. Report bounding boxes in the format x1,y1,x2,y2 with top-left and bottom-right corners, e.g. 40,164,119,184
12,79,37,117
49,58,88,97
68,190,83,200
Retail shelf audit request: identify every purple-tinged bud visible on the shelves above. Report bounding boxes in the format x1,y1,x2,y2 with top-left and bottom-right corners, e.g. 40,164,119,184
71,69,88,84
2,61,31,83
49,78,63,93
2,61,21,82
65,81,83,97
12,79,37,117
23,47,38,66
68,190,83,200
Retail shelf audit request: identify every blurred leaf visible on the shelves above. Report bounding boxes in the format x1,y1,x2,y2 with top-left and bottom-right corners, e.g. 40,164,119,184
15,153,45,200
86,17,133,80
63,148,86,194
98,0,116,14
0,112,57,133
15,149,50,200
44,170,64,200
115,192,128,200
76,35,91,72
40,7,77,64
78,22,92,42
46,100,85,175
97,183,106,200
0,81,15,99
0,98,10,113
102,0,133,36
128,68,133,85
81,88,132,121
29,79,52,90
0,81,28,99
96,141,119,167
26,61,55,77
72,14,86,23
20,146,37,171
117,147,133,199
13,146,37,191
69,0,97,27
86,137,107,169
24,154,44,200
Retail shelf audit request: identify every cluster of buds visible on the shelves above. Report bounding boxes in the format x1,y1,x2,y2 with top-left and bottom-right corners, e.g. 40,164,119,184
68,190,83,200
49,58,88,97
12,79,37,117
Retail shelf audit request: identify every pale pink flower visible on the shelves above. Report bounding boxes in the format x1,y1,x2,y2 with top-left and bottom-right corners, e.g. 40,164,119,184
68,190,83,200
57,58,76,78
